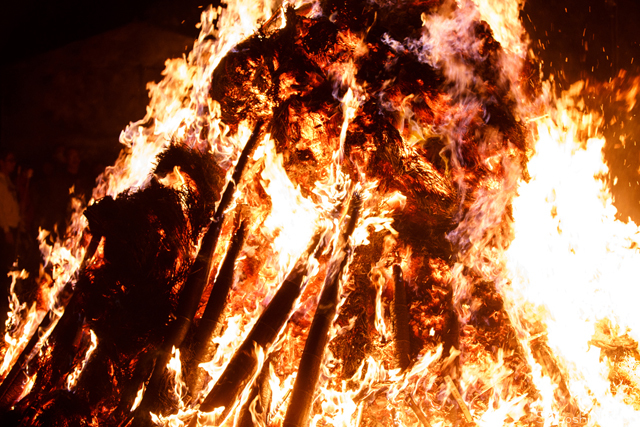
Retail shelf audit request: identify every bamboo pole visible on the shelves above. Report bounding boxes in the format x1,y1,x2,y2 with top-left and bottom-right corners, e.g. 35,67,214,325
282,193,361,427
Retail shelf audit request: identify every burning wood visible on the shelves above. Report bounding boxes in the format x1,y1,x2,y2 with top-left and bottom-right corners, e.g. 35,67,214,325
194,229,323,422
2,143,226,425
2,0,640,426
184,220,247,398
132,220,247,425
444,375,473,424
0,235,99,408
130,121,263,425
283,192,361,427
236,356,274,427
405,394,432,427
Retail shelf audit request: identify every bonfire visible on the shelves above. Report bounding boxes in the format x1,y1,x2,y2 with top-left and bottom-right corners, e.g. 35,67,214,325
1,1,639,426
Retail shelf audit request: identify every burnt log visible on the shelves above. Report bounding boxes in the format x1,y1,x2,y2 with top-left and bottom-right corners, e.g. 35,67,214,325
327,228,385,382
0,234,100,410
0,310,57,411
237,355,274,427
282,193,361,427
392,264,411,372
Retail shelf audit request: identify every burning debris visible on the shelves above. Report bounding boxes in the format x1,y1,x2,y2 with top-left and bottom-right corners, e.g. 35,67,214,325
1,0,640,426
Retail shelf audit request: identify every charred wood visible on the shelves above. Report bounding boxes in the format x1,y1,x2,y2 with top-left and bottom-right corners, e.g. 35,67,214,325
392,264,411,372
10,181,192,425
20,181,193,426
442,285,460,361
237,356,273,427
0,311,56,412
327,230,384,383
10,389,96,427
0,234,100,410
282,193,361,427
9,144,225,426
153,144,225,242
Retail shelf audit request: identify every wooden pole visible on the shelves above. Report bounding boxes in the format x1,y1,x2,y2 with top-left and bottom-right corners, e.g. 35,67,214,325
185,220,247,395
196,230,323,421
282,193,361,427
392,264,411,372
0,234,100,409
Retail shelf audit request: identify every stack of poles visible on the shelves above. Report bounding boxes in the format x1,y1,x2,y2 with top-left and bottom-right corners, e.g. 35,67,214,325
129,119,264,425
281,193,361,427
192,229,325,424
187,193,361,427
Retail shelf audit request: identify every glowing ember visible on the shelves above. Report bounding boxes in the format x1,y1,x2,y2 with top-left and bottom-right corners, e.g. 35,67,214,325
1,0,639,426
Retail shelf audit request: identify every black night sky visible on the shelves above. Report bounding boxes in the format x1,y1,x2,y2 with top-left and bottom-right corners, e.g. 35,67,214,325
0,0,204,66
2,0,639,76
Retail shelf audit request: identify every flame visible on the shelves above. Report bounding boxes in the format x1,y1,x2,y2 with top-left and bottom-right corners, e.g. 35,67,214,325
256,135,321,277
131,383,146,412
502,80,640,426
1,270,33,377
471,0,525,55
3,0,640,425
0,0,278,399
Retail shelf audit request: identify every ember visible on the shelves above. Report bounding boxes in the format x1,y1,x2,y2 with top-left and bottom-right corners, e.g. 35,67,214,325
1,0,640,426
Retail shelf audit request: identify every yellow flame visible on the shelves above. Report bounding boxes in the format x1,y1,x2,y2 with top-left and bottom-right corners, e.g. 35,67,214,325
131,383,146,412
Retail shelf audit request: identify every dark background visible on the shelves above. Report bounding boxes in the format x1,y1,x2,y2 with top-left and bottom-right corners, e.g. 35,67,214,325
0,0,207,167
523,0,640,83
1,0,639,218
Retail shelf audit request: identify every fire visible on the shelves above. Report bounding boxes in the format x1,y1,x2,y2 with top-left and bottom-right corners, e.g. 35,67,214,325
1,0,640,426
504,80,640,426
